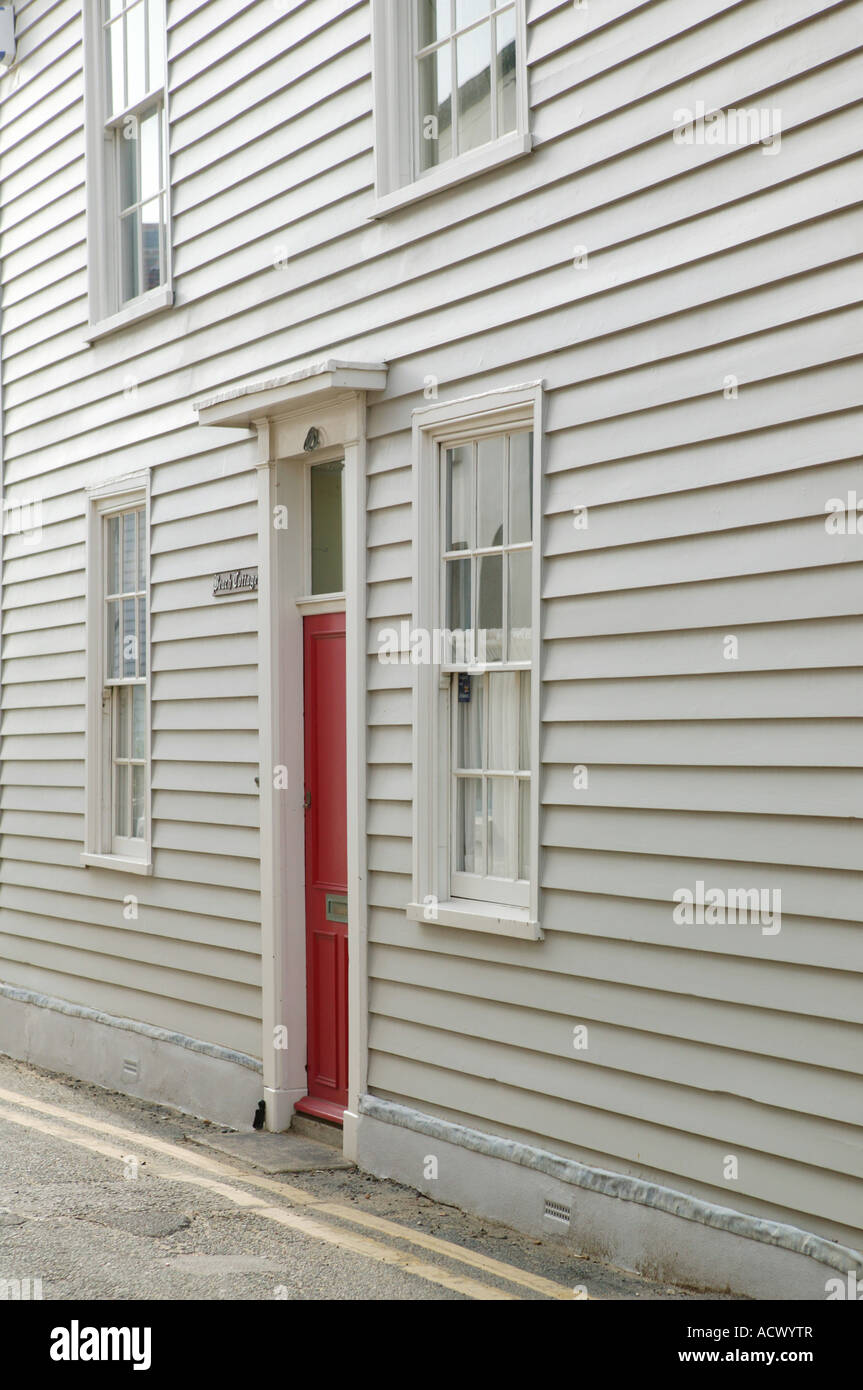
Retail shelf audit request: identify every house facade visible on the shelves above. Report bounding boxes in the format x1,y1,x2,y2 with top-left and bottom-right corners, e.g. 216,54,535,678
0,0,861,1298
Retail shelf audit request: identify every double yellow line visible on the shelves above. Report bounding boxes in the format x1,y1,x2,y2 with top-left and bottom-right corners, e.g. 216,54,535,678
0,1086,577,1300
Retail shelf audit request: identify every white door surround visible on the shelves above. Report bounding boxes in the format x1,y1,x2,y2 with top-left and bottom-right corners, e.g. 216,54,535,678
195,360,387,1141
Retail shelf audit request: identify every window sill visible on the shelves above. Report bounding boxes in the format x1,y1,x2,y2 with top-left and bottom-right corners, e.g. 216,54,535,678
84,286,173,345
372,132,533,218
406,899,542,940
81,852,153,876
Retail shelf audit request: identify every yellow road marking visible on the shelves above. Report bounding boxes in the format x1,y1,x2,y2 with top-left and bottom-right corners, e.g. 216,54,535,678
0,1102,514,1300
0,1087,576,1299
313,1201,572,1298
155,1171,519,1300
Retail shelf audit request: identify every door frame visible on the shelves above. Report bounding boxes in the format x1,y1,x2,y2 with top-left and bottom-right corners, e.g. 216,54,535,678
254,395,370,1147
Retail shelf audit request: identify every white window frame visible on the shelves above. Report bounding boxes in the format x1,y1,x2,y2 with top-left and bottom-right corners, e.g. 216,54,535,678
408,383,543,940
82,0,173,341
371,0,532,217
82,472,153,875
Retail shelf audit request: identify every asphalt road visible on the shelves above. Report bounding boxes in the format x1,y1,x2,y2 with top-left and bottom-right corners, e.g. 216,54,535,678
0,1053,720,1301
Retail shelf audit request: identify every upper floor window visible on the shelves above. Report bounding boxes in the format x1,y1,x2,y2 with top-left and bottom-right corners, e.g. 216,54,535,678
372,0,530,214
105,1,168,303
83,0,172,335
416,1,519,174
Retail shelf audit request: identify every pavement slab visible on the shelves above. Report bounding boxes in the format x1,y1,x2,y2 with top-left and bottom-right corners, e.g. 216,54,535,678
185,1129,354,1173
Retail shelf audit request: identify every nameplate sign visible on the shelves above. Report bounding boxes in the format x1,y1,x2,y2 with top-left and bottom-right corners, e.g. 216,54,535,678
213,568,258,597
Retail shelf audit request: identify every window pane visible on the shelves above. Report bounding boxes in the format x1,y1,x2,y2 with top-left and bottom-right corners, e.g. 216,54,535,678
518,778,530,881
418,0,450,46
418,46,453,172
137,596,147,676
456,0,491,27
518,670,531,770
141,197,163,291
508,430,533,543
487,777,515,878
120,208,141,302
107,18,125,115
487,671,517,770
140,108,160,201
132,684,146,759
147,0,163,90
107,515,121,594
123,598,137,677
310,461,344,594
456,22,491,154
508,550,531,661
132,764,146,840
446,445,471,552
126,0,146,106
457,675,483,770
107,601,121,679
456,777,483,873
477,435,504,549
495,6,517,136
115,763,130,837
446,557,471,635
122,512,136,591
118,129,137,211
116,684,130,758
477,553,502,661
136,509,146,590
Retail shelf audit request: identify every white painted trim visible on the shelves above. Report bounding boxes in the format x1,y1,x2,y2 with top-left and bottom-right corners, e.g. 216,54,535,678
83,472,152,867
344,424,369,1155
86,470,151,502
80,852,153,876
194,361,388,428
255,416,315,1134
197,404,372,1147
295,593,346,616
406,900,541,940
85,286,174,344
255,433,285,1127
197,369,384,1136
529,381,545,934
371,0,531,209
370,0,409,203
411,383,544,936
372,133,532,217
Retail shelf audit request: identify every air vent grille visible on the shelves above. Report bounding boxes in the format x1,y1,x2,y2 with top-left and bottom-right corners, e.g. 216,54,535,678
544,1198,571,1225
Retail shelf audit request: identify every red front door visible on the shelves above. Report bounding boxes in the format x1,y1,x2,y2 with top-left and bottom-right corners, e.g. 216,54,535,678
297,611,348,1121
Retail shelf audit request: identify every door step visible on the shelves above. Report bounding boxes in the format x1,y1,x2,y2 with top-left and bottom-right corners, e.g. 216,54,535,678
185,1128,352,1172
290,1111,344,1151
293,1095,345,1126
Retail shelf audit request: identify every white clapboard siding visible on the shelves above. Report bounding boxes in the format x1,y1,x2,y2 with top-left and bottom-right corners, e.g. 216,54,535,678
359,0,863,1248
0,0,263,1049
1,0,861,1246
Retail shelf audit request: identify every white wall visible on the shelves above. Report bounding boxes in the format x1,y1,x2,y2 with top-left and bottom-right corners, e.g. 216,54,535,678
0,0,860,1247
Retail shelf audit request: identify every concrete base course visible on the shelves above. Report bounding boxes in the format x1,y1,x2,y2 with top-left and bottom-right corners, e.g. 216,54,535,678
0,983,261,1130
354,1098,863,1300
